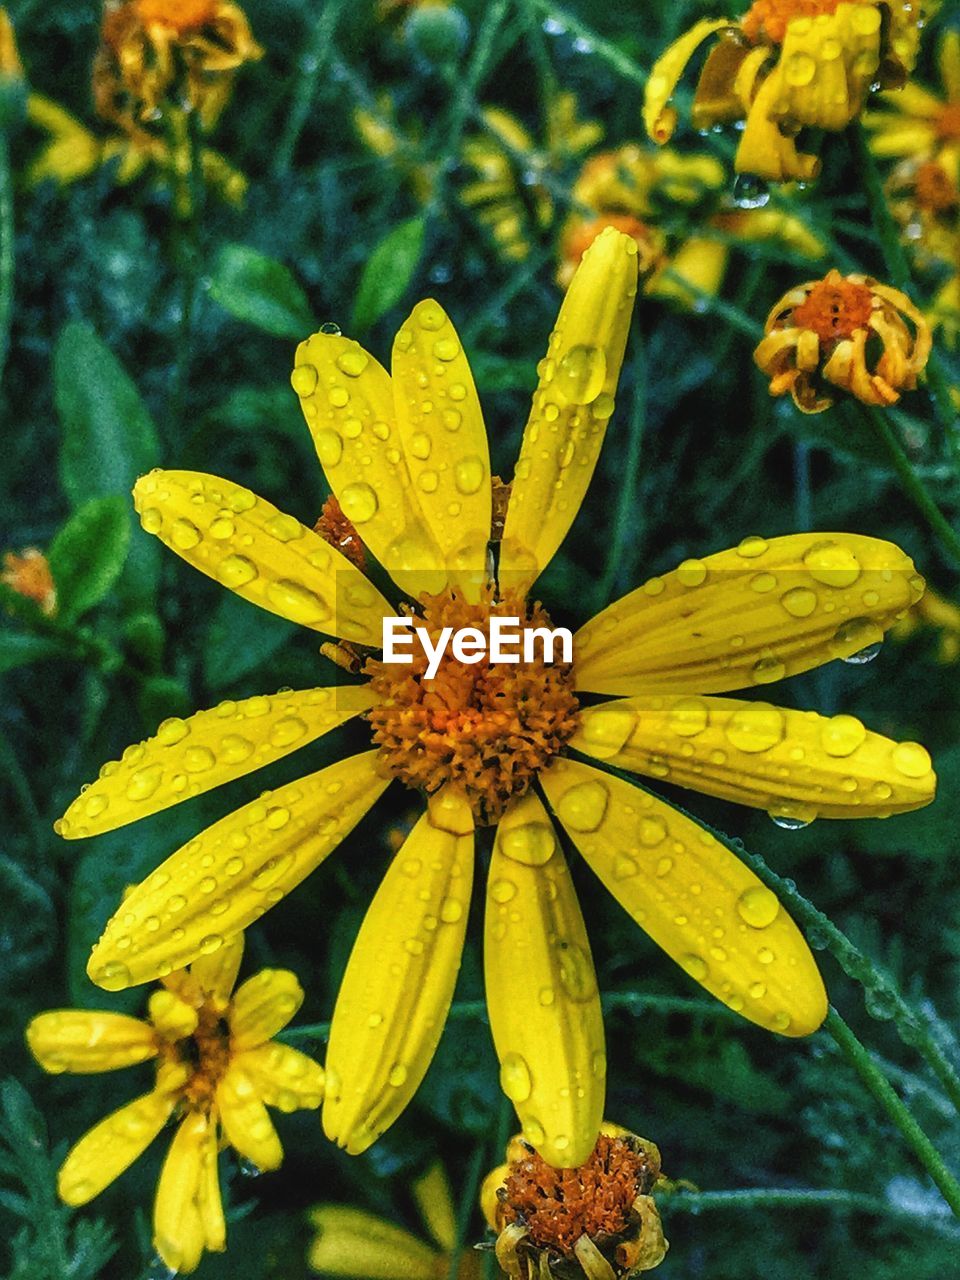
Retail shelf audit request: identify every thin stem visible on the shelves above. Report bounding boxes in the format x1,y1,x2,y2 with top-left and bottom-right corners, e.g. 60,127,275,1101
528,0,647,89
0,130,12,390
826,1007,960,1220
274,0,349,175
864,403,960,569
597,337,647,607
447,1141,486,1280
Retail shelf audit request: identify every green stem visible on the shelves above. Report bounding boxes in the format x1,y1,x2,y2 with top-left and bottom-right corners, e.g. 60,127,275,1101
826,1007,960,1220
863,402,960,569
447,1141,485,1280
597,337,646,607
274,0,349,176
527,0,647,88
0,130,12,389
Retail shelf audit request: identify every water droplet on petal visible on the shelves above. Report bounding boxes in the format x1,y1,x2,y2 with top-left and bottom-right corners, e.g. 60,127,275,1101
499,822,557,866
555,780,609,832
500,1052,532,1101
736,885,780,928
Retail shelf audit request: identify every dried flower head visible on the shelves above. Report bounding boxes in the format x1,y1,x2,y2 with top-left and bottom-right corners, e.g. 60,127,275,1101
754,269,932,411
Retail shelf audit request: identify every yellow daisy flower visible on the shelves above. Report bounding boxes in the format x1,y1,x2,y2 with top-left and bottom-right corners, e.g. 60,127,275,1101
308,1160,479,1280
556,141,824,300
94,0,262,132
2,547,57,616
866,31,960,168
481,1123,668,1278
59,228,935,1171
644,0,920,182
755,268,932,410
25,934,324,1275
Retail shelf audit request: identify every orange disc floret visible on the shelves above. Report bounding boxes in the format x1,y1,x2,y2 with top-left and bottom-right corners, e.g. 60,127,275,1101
936,101,960,142
135,0,219,33
792,274,874,342
365,586,579,825
913,161,960,214
315,493,367,572
741,0,863,44
499,1135,657,1255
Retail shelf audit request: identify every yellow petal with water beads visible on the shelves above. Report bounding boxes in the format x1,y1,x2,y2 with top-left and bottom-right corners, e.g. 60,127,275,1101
323,787,473,1155
501,227,639,592
572,696,936,821
26,1010,157,1073
307,1207,443,1280
57,685,375,839
88,752,389,991
57,1090,173,1205
188,932,244,1009
484,791,605,1168
291,332,448,598
216,1062,284,1171
154,1111,218,1274
575,533,924,696
772,2,882,133
540,758,827,1037
391,301,492,598
133,470,391,645
642,18,739,144
234,1042,325,1112
229,969,304,1051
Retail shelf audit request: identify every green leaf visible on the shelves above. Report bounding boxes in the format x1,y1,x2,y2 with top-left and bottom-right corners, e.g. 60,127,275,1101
352,216,425,332
209,243,316,339
53,321,161,610
471,351,537,394
48,496,130,622
0,631,68,673
203,592,292,688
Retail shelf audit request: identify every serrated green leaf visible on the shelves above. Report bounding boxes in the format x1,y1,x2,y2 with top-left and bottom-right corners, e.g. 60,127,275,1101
208,243,316,339
48,496,130,622
352,216,425,331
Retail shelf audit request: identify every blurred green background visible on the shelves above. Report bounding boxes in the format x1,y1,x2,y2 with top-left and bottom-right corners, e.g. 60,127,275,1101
3,0,960,1276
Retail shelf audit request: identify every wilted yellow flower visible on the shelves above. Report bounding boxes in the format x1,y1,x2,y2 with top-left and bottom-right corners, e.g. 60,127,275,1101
645,0,920,181
94,0,262,131
2,548,56,616
308,1161,479,1280
481,1124,667,1278
26,935,324,1274
557,142,824,300
60,229,934,1173
460,94,602,260
892,584,960,662
755,268,931,410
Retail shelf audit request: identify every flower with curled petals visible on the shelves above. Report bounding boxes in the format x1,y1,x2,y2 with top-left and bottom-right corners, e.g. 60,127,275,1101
644,0,919,182
25,935,324,1275
60,228,935,1174
755,269,932,410
481,1124,668,1279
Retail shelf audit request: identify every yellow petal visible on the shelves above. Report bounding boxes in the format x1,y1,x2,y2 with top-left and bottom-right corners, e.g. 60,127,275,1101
229,969,304,1050
323,788,473,1155
540,758,827,1036
501,227,639,592
773,4,882,132
291,333,448,598
412,1160,457,1253
864,115,938,158
307,1207,442,1280
58,685,375,839
572,695,936,820
216,1062,283,1171
391,301,492,598
26,1011,157,1074
58,1091,172,1205
643,19,737,143
197,1122,226,1255
575,533,924,696
480,1162,509,1231
735,71,821,182
940,31,960,104
154,1112,215,1274
484,792,605,1167
233,1041,325,1111
189,932,245,1009
648,236,727,303
132,470,391,645
88,752,389,991
149,989,200,1040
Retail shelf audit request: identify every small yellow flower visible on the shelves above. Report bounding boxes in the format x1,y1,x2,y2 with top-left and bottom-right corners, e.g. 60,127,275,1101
645,0,920,181
354,96,437,205
866,31,960,167
94,0,262,131
2,547,56,616
481,1124,668,1278
892,584,960,663
308,1160,479,1280
26,934,323,1275
60,229,935,1172
755,268,932,410
556,142,824,300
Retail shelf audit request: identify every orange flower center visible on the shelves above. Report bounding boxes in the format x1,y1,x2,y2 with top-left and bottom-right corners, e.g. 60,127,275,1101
913,160,960,213
135,0,218,33
315,493,367,571
159,1001,232,1110
499,1135,656,1255
364,587,579,825
936,102,960,141
792,275,874,342
741,0,863,44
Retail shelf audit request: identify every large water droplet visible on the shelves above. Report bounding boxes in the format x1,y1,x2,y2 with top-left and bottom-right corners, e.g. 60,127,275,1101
732,174,770,208
553,344,606,405
500,1052,532,1102
499,821,557,866
556,779,609,832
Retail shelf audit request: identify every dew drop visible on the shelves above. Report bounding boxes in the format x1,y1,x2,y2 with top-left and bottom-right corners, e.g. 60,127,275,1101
499,821,557,866
725,703,784,753
781,586,818,618
553,344,606,405
267,580,331,625
126,765,163,801
681,954,708,981
736,885,780,928
803,539,861,588
291,364,319,396
556,941,597,1001
891,741,932,779
336,347,369,378
555,779,609,832
579,704,635,758
820,713,866,758
171,518,201,550
216,555,258,588
454,455,486,495
500,1052,532,1102
339,482,378,525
